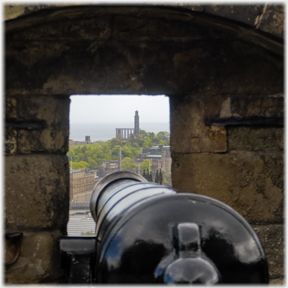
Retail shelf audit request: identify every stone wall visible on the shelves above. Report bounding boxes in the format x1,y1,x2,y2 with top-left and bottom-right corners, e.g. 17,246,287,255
5,95,70,283
5,4,284,284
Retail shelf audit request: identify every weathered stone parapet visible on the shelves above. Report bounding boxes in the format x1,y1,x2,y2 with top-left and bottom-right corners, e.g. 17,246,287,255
252,224,284,282
5,230,66,284
170,95,228,153
5,154,69,230
171,151,283,224
228,126,283,152
5,7,283,96
4,4,284,40
170,94,283,154
5,96,70,154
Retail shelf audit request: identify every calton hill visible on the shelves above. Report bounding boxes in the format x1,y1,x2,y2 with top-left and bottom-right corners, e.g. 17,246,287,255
68,129,171,186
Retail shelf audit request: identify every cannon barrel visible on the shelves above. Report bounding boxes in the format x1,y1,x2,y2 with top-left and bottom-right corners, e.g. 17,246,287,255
88,171,269,284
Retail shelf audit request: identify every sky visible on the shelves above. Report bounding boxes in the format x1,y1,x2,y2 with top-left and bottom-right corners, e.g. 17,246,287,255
69,95,170,124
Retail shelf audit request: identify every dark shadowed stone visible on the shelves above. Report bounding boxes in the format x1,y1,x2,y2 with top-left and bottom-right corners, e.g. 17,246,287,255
5,7,283,96
252,224,284,280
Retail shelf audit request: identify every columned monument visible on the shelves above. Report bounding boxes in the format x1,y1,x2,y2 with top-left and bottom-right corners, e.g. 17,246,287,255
116,111,140,140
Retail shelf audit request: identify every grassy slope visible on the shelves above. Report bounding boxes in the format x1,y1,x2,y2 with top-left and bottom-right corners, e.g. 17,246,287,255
69,143,102,150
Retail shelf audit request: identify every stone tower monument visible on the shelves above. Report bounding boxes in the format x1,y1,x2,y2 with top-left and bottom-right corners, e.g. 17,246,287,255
134,110,140,136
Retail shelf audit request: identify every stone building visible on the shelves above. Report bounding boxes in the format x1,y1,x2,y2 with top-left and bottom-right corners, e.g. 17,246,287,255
5,4,284,284
98,160,120,177
70,136,93,145
69,169,96,201
138,145,172,173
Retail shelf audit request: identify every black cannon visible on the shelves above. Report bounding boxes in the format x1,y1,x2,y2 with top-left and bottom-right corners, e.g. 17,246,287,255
60,170,269,284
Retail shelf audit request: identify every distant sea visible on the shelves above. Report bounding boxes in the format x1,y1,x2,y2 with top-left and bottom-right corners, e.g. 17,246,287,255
69,123,170,142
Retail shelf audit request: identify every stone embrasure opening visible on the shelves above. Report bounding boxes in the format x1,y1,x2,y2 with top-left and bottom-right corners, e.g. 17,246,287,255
66,94,172,236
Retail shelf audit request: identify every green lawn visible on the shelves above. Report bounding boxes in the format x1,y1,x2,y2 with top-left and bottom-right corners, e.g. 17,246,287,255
69,143,101,150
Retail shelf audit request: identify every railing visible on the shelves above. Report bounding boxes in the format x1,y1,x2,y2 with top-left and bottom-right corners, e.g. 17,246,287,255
70,201,90,209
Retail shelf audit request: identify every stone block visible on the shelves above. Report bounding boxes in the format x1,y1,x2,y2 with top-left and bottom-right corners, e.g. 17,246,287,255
5,96,69,153
252,224,284,280
228,127,283,151
172,151,283,224
5,128,17,155
18,127,68,154
5,230,66,283
256,4,284,38
170,95,227,153
269,278,285,285
5,154,69,230
6,97,17,118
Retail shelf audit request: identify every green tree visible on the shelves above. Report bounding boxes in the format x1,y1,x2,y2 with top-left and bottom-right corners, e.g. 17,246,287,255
157,131,170,140
147,132,155,139
70,161,88,169
75,147,82,154
81,146,87,153
122,145,133,158
132,142,139,149
67,150,75,158
112,145,121,158
68,150,80,162
136,135,145,147
101,142,111,154
87,157,98,169
131,147,140,158
78,153,85,161
140,159,152,171
140,129,148,137
125,142,132,148
122,157,135,169
110,138,122,148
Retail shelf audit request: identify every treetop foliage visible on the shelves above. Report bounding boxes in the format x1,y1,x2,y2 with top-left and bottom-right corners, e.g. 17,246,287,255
68,129,170,170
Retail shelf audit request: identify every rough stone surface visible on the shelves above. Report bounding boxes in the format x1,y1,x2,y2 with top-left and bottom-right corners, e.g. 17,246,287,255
5,128,17,155
204,4,284,38
204,5,265,28
5,7,283,96
170,95,227,153
5,154,69,230
228,127,283,151
5,96,70,154
255,4,284,38
6,97,17,118
4,4,284,39
5,230,66,283
229,95,284,118
172,151,283,224
252,224,284,281
269,278,285,285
